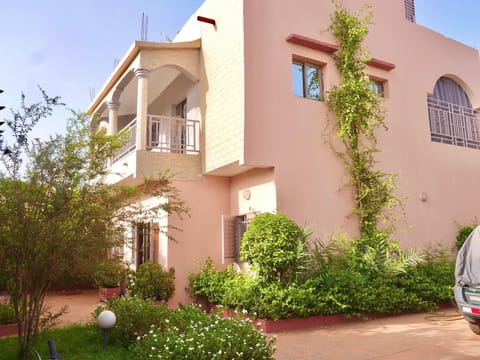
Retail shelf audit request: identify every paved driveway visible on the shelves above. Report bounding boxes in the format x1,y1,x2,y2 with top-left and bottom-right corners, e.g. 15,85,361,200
43,291,479,360
273,309,480,360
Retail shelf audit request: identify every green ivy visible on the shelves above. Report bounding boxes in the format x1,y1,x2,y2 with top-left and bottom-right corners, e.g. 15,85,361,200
325,2,400,243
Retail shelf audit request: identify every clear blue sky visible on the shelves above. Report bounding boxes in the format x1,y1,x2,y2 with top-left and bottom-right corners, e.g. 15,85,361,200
0,0,478,140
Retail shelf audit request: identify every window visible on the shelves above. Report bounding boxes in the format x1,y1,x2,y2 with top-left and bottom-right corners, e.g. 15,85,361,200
369,80,384,97
292,61,323,101
427,76,480,149
222,213,255,264
133,222,159,269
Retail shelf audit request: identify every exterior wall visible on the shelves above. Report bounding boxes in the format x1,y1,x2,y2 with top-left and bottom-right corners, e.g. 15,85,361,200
197,0,246,173
230,168,277,215
242,0,480,248
167,176,230,305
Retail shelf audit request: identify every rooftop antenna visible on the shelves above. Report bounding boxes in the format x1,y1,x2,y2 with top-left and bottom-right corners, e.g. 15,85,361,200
89,87,96,101
141,13,149,41
160,32,172,43
113,58,120,70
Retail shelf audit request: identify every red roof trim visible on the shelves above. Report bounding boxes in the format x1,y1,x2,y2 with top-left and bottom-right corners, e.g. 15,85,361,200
367,58,396,71
286,34,339,54
287,33,396,71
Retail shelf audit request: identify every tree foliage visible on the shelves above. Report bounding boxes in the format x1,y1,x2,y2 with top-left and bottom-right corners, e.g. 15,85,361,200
325,2,400,244
0,90,188,359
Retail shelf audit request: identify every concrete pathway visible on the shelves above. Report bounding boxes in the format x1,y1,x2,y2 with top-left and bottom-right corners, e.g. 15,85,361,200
273,310,479,360
44,290,101,327
43,291,480,359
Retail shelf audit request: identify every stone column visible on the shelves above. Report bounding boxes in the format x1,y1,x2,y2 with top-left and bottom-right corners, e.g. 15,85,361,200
107,101,120,136
135,68,150,151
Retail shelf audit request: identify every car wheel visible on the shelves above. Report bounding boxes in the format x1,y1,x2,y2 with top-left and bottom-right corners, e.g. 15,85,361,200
469,323,480,335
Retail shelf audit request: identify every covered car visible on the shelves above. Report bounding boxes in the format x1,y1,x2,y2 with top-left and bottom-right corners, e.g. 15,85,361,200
454,225,480,334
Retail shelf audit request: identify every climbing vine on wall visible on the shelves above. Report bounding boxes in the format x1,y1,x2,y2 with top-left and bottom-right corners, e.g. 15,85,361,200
326,2,400,244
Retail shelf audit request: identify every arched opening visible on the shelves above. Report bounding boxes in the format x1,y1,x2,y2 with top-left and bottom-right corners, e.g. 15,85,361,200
427,76,480,149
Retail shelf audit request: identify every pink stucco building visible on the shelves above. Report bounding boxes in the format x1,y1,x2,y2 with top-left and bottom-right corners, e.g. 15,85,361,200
88,0,480,304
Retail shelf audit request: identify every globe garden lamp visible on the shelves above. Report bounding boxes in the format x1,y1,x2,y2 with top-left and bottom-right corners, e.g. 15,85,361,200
97,310,116,349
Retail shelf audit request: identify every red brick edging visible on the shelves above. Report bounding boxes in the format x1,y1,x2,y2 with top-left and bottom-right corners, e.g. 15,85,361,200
0,323,19,338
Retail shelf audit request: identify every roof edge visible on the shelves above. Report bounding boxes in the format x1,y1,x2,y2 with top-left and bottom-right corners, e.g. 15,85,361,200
87,38,201,114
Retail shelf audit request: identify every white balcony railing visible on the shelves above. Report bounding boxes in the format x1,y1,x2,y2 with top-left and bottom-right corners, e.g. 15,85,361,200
148,115,200,153
427,97,480,149
113,119,136,162
113,115,200,162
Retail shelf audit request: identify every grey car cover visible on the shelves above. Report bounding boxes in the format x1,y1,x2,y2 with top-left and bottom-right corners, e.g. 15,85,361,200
456,225,480,286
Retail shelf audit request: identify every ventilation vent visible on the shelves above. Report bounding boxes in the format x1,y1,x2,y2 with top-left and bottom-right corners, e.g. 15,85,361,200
404,0,416,22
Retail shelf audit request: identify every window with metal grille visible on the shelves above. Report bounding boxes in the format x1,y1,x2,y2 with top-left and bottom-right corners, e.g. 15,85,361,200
427,77,480,149
222,214,255,264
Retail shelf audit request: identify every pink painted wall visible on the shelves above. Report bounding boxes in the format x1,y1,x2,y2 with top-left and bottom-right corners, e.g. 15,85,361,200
167,175,230,305
230,168,276,215
242,0,480,248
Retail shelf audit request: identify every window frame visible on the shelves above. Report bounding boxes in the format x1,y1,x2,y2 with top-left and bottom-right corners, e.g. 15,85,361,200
369,79,385,97
292,59,324,101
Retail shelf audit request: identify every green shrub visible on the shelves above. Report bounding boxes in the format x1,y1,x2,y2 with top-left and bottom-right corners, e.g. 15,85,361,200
241,213,309,283
129,262,175,301
94,296,170,347
93,258,126,288
0,302,16,325
188,259,236,304
189,238,455,320
132,305,276,360
456,225,477,250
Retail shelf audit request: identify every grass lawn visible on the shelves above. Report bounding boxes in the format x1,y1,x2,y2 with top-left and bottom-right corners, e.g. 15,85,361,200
0,324,131,360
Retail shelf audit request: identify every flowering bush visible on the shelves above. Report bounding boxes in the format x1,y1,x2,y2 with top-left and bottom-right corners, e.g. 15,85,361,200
93,296,170,347
132,305,276,360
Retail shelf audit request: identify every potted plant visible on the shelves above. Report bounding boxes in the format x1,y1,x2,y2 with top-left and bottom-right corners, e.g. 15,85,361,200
128,262,175,303
94,258,126,302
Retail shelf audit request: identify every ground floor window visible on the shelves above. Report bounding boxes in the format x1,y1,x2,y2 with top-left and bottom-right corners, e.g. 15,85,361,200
222,214,255,264
133,222,159,269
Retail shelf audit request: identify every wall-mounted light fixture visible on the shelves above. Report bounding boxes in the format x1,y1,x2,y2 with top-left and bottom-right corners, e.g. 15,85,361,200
419,192,428,202
242,189,251,201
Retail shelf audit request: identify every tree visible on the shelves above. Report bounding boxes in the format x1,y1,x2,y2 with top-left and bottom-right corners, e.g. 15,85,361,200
0,89,7,155
0,90,188,359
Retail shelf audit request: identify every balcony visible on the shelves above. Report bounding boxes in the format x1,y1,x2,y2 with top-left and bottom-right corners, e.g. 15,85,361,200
427,97,480,149
113,114,200,162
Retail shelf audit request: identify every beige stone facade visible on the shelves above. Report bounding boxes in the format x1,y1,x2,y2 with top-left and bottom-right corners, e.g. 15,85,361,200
88,0,480,305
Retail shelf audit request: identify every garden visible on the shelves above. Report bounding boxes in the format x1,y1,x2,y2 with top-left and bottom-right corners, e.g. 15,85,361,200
0,263,276,360
189,213,456,321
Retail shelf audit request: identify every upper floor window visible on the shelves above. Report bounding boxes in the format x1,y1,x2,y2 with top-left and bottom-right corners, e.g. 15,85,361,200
292,60,323,101
427,76,480,149
369,80,385,97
